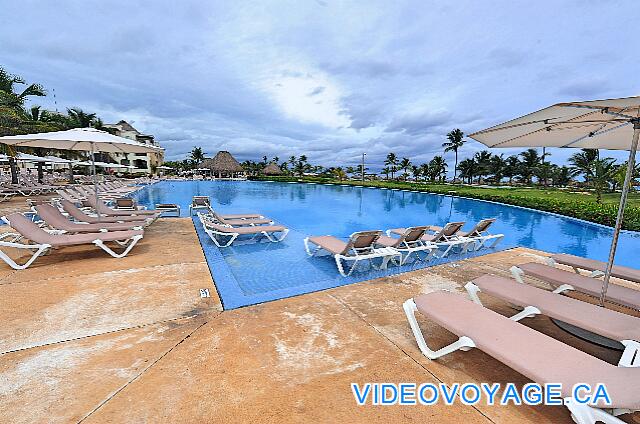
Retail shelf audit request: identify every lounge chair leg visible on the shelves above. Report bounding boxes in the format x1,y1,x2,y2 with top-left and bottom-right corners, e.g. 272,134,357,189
510,266,526,284
263,229,289,243
563,398,626,424
334,255,348,277
619,340,640,367
402,299,476,359
0,242,51,270
93,235,143,258
508,305,541,321
552,284,574,294
464,282,483,306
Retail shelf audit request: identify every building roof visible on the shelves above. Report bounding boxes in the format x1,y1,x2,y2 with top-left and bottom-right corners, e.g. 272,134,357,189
262,162,284,175
200,151,244,172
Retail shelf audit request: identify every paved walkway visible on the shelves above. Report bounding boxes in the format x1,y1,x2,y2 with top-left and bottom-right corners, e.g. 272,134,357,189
0,217,637,423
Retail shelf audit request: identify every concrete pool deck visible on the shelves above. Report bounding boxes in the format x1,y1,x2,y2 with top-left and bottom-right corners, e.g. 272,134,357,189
1,216,638,423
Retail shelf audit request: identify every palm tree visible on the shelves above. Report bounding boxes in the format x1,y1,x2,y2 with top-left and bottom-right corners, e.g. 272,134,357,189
568,149,599,184
411,165,422,182
0,67,46,110
457,158,477,184
189,147,205,168
473,150,492,183
332,167,347,181
442,129,465,182
381,167,391,180
384,153,398,179
552,166,578,187
503,155,520,185
428,156,448,182
591,157,618,203
272,156,279,164
67,107,97,128
398,157,412,180
488,154,506,184
419,163,430,182
519,148,542,185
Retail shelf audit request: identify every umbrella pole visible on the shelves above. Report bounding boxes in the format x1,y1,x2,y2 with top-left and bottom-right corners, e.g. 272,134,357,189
599,119,640,305
90,143,102,223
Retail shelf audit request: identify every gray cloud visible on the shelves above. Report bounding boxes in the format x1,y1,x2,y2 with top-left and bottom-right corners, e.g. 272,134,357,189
0,0,637,169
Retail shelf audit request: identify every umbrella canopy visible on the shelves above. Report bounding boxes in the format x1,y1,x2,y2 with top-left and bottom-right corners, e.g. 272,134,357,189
43,155,76,164
157,165,173,170
0,127,162,154
15,153,49,162
469,95,640,305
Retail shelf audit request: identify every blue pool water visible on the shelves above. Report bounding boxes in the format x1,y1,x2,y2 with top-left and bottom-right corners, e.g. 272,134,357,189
133,180,640,309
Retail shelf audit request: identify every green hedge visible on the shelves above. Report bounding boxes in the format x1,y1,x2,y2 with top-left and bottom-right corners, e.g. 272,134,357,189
249,176,640,231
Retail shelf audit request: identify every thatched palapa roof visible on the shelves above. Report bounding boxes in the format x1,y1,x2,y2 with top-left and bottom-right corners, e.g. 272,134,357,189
262,162,283,175
200,151,244,172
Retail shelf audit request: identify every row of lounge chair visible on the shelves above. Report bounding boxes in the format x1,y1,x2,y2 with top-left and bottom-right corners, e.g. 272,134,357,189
404,254,640,424
190,197,504,277
305,219,504,276
0,183,161,269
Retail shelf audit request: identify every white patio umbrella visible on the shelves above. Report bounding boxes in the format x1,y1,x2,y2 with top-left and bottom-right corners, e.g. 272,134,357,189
0,127,163,218
469,95,640,305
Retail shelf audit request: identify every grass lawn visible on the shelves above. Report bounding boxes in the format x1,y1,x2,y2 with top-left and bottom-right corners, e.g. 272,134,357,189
252,176,640,231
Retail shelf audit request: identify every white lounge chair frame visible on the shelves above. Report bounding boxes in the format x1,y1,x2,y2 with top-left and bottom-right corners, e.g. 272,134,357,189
510,265,576,295
304,237,401,277
0,232,142,270
463,281,640,368
402,296,638,424
198,214,288,248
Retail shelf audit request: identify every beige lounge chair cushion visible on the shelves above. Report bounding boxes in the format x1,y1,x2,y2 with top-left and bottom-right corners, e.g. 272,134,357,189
552,253,640,284
220,213,262,219
472,274,640,342
207,223,286,235
520,262,640,310
414,291,640,409
6,213,143,247
375,235,400,248
307,236,347,255
36,204,142,233
221,218,272,226
61,201,150,225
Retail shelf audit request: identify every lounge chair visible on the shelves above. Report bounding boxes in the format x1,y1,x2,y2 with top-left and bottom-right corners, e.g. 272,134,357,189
60,200,152,225
198,213,288,247
511,262,640,311
403,291,640,424
35,204,144,233
202,210,273,227
304,230,401,277
548,253,640,284
431,218,503,251
86,197,160,219
0,213,143,269
375,226,436,265
210,209,264,219
189,196,211,215
464,274,640,365
388,222,469,257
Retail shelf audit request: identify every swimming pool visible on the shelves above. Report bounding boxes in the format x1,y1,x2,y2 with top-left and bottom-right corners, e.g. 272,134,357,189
133,180,640,309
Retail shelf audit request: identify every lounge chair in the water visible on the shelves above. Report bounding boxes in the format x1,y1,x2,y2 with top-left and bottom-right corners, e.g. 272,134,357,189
375,226,436,264
388,221,469,257
198,213,288,247
465,274,640,365
86,197,160,220
0,212,143,269
203,209,273,227
304,230,401,277
511,262,640,311
403,290,640,424
189,196,210,215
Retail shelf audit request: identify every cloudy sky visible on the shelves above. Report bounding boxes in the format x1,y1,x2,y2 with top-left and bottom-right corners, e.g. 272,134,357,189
1,0,639,170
